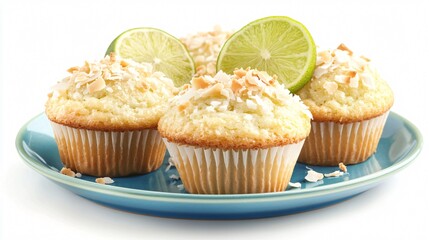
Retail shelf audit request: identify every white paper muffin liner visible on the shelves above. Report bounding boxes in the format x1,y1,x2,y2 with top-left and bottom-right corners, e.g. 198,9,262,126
298,112,389,166
163,140,305,194
50,122,166,177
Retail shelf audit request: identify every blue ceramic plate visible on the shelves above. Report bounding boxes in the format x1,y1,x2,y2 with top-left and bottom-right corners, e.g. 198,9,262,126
16,112,422,219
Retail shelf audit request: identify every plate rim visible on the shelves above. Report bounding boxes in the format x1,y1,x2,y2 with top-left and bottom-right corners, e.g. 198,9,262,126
16,112,423,203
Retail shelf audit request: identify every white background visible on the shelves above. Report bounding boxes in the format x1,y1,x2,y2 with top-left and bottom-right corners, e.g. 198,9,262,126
1,0,428,239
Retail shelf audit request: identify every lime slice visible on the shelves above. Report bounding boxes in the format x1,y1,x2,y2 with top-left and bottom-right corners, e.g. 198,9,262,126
106,27,195,87
216,16,316,93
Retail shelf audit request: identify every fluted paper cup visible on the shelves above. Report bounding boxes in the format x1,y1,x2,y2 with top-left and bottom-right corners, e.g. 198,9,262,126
298,112,389,166
163,140,305,194
51,122,166,177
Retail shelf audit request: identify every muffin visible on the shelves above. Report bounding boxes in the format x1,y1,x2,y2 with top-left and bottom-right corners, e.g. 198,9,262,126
158,68,312,194
297,44,394,166
45,53,176,177
181,26,233,76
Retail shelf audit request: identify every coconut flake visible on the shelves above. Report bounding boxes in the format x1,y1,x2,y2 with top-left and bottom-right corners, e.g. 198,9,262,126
169,174,180,180
305,170,324,183
323,82,338,94
210,100,222,107
288,182,302,188
313,67,329,78
337,43,353,55
96,177,114,185
360,72,375,88
87,77,106,93
324,170,344,178
246,99,258,110
339,162,348,172
349,74,359,88
214,70,230,83
60,167,76,177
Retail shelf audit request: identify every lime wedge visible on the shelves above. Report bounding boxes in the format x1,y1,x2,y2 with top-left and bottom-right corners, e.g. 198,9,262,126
106,27,195,87
216,16,316,93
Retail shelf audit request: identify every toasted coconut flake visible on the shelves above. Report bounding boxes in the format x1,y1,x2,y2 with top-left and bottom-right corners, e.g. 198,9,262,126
234,68,247,78
334,75,350,84
191,76,210,89
96,177,114,185
67,66,79,73
339,162,348,172
200,83,224,98
317,50,333,65
60,167,76,177
257,71,273,85
87,77,106,93
360,55,371,62
120,60,129,67
337,43,353,55
178,101,190,111
231,78,244,93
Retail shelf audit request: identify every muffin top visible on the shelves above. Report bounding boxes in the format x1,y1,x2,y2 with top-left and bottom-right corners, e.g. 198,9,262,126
297,44,394,123
181,26,233,77
46,53,176,131
158,68,312,149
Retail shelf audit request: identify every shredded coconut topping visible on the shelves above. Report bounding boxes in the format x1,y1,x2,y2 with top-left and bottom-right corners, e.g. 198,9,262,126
315,43,374,94
50,53,174,97
173,68,312,118
181,26,233,76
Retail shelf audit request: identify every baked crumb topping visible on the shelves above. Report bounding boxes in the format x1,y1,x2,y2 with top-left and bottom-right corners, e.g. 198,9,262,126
181,26,233,76
314,43,374,94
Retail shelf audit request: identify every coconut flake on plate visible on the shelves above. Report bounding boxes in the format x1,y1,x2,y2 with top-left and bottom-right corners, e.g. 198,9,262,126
324,170,344,178
288,182,302,188
169,174,180,180
305,169,324,183
60,167,76,177
339,162,348,172
95,177,114,185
